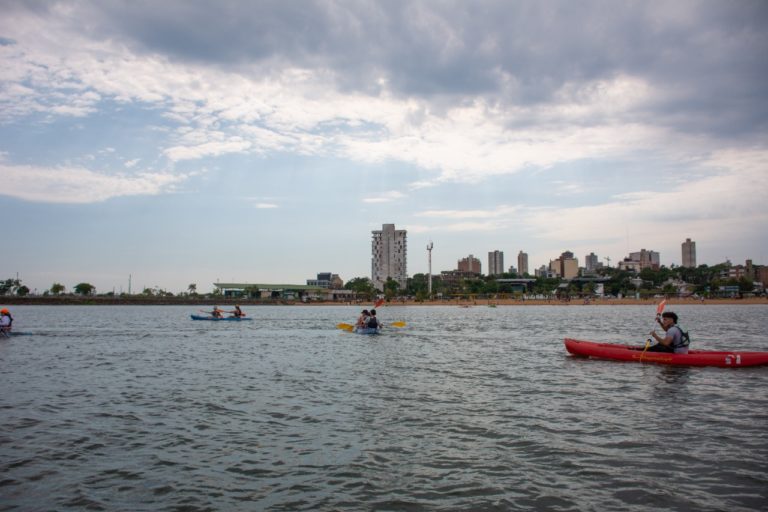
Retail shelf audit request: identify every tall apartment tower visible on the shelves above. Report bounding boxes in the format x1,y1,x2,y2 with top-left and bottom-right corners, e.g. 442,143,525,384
488,250,504,276
682,238,696,268
517,251,529,276
371,224,408,291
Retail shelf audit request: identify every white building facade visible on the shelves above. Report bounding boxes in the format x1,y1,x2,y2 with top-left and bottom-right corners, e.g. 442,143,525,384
371,224,408,291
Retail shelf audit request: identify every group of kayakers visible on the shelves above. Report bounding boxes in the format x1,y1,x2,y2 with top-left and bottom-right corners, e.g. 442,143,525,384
355,308,380,330
202,305,245,319
2,303,690,354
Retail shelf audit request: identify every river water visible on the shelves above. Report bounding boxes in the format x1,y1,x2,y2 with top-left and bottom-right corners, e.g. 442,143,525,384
1,304,767,511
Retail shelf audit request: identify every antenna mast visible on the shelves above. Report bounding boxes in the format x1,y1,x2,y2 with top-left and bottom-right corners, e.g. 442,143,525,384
427,241,434,297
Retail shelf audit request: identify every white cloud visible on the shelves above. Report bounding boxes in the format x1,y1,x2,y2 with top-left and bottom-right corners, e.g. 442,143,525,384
515,148,768,262
0,13,690,185
254,203,278,209
362,190,406,203
0,163,186,203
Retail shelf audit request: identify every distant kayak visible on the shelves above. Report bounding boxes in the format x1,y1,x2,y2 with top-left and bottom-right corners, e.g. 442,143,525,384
354,327,381,335
190,315,252,321
564,338,768,367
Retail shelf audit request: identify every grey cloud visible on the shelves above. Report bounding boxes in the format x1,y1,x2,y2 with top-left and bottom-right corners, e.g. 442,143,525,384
11,0,768,138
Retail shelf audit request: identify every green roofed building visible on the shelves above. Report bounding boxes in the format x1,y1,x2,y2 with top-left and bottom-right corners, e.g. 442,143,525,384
213,283,354,302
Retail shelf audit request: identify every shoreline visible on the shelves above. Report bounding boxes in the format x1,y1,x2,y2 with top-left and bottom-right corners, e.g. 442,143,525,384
1,297,766,306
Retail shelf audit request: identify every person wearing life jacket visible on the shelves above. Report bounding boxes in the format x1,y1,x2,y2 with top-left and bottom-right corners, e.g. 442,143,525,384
0,308,13,334
229,305,245,318
356,310,370,328
648,311,689,353
367,309,379,329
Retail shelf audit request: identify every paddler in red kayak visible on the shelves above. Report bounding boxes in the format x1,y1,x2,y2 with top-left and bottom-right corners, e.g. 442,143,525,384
648,312,690,354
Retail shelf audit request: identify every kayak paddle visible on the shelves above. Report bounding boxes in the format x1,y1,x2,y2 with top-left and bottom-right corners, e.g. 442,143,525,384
336,323,355,332
390,321,406,328
641,300,667,359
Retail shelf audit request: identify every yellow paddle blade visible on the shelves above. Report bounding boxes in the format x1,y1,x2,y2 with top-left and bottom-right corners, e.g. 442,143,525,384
336,323,355,332
390,321,406,328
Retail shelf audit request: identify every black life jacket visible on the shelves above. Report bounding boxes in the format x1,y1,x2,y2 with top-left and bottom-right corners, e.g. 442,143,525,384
671,325,690,349
367,316,378,328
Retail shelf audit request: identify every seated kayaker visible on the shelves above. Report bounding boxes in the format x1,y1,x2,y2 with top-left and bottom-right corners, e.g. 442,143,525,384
648,311,689,353
229,305,245,318
367,309,380,329
356,310,370,328
0,308,12,333
205,306,223,319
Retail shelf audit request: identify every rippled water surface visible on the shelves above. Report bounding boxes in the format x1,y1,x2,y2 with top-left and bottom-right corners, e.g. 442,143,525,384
2,304,767,511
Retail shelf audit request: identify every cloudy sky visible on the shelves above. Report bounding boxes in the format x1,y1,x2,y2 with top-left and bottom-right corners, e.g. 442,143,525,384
1,0,767,294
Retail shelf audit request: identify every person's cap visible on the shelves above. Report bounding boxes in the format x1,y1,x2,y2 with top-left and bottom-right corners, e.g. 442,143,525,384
0,308,8,313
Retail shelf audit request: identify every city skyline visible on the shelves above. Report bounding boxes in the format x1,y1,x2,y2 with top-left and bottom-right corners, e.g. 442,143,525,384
2,2,767,294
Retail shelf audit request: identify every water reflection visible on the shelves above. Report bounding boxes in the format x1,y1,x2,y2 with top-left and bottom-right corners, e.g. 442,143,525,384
656,365,691,385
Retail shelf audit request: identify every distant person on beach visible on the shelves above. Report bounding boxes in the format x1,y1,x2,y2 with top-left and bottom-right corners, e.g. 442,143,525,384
229,305,245,318
648,312,689,353
356,310,370,328
0,308,12,333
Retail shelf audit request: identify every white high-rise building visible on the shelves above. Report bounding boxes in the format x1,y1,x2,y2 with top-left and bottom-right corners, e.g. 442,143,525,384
371,224,408,291
488,250,504,276
682,238,696,268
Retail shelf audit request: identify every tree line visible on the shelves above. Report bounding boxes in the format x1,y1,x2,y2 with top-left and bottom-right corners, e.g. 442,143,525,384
0,279,204,298
1,263,758,300
344,263,759,300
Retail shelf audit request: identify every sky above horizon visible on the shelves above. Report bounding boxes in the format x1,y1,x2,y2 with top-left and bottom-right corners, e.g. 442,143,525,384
2,0,767,294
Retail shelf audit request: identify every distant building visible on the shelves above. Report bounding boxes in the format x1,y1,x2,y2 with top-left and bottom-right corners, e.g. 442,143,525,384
756,265,768,288
440,270,480,289
550,251,579,279
458,254,482,274
517,250,529,276
488,250,504,276
682,238,696,268
307,272,343,289
585,252,599,272
618,249,660,272
371,223,408,291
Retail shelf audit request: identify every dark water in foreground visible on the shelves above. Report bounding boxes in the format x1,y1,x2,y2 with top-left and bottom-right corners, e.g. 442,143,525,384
1,304,767,511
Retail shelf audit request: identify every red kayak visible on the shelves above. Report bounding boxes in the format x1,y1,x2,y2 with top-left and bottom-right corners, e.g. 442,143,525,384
564,338,768,368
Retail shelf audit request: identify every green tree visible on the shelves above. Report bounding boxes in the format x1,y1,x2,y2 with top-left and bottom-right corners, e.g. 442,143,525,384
0,278,21,295
738,277,754,293
74,283,96,296
16,285,30,296
50,283,66,295
383,277,400,299
344,277,377,300
188,283,197,295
